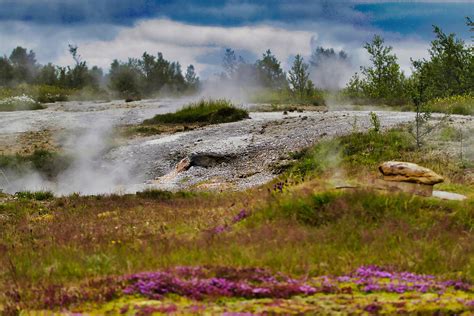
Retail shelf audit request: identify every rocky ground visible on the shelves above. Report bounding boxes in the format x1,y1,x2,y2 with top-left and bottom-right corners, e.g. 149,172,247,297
1,98,473,194
114,110,419,192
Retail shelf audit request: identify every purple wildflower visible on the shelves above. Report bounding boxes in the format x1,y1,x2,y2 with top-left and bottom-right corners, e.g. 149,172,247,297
364,303,382,314
232,209,250,223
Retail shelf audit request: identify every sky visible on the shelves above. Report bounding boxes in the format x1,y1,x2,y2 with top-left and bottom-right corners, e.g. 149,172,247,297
0,0,472,80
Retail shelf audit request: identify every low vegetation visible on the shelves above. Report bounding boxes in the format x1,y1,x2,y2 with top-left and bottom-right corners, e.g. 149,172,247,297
426,94,474,115
249,88,326,106
0,149,70,180
142,99,249,126
1,126,473,313
0,94,44,111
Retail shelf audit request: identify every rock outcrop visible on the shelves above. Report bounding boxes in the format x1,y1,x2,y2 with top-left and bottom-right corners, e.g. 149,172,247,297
377,161,444,197
379,161,444,185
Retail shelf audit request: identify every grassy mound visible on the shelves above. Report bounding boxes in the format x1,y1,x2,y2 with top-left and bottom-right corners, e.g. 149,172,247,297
143,99,249,125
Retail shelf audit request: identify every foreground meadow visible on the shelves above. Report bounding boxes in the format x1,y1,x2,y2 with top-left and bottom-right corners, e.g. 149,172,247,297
0,127,473,314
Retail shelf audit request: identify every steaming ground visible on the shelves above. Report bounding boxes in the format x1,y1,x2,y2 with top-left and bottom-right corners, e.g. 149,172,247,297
1,99,472,195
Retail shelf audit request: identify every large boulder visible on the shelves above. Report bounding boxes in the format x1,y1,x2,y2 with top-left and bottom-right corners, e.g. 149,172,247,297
379,161,444,185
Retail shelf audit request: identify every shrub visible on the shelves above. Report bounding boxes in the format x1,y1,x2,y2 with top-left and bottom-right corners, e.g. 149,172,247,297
33,85,70,103
143,99,249,125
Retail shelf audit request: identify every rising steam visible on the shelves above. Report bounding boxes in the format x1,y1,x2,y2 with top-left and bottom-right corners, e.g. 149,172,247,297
1,119,140,196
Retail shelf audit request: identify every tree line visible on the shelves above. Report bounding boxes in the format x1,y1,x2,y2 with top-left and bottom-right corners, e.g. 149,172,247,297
0,45,200,100
345,19,473,105
0,18,472,105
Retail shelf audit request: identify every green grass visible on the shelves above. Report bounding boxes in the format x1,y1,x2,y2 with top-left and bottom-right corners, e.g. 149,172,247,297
426,94,474,115
1,127,473,312
14,191,54,201
143,99,249,125
249,89,326,106
0,149,70,180
288,129,415,181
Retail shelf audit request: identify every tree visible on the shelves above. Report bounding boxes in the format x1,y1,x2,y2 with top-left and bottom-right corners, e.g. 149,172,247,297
309,47,348,67
309,46,350,90
59,45,101,90
222,48,238,79
363,35,406,101
412,26,473,99
9,46,37,83
255,49,287,89
345,35,407,105
36,63,59,86
68,44,81,65
288,54,311,98
185,65,199,91
108,59,143,99
0,57,13,86
467,17,473,40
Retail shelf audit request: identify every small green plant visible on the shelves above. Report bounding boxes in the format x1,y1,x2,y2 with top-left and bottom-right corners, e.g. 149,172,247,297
369,112,380,133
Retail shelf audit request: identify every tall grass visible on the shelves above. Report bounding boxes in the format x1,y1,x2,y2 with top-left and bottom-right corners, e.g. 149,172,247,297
426,94,474,115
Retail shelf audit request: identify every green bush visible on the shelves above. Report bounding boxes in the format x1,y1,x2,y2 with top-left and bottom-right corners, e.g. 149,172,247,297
143,99,249,125
33,85,70,103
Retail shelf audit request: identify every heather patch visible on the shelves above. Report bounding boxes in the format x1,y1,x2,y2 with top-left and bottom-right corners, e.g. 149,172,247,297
6,266,472,314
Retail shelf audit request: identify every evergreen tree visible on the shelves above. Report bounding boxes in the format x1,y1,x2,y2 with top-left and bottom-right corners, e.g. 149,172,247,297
256,49,287,89
0,57,13,86
185,65,199,90
288,54,311,98
36,63,58,86
222,48,238,79
9,46,37,83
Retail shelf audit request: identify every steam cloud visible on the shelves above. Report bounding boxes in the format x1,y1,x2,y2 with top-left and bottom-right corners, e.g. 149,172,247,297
0,119,140,196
